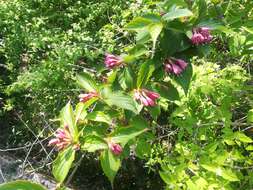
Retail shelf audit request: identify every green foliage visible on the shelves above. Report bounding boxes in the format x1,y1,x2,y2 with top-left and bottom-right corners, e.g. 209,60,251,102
0,180,46,190
53,146,75,183
100,149,121,185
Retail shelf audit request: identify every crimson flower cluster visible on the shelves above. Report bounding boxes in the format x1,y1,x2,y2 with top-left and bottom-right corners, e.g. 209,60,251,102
164,58,188,75
108,141,123,155
104,53,123,69
191,27,212,45
134,89,160,107
48,125,73,151
79,91,99,103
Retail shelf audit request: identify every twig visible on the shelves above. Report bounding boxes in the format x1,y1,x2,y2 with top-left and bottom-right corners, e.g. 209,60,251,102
0,166,6,182
65,154,84,186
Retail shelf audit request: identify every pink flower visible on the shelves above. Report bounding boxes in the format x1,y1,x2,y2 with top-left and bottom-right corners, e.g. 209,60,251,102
108,142,123,155
134,89,160,107
48,125,72,151
164,58,188,75
79,91,98,103
104,53,123,69
191,33,205,45
198,27,213,43
191,27,212,45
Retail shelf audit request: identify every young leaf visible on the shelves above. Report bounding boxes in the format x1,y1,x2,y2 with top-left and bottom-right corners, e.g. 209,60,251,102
125,17,153,30
247,109,253,123
100,150,121,185
159,171,171,185
61,102,78,141
137,61,155,88
81,135,108,152
111,116,148,146
162,9,193,21
148,23,163,54
220,168,239,182
53,147,75,183
234,132,253,143
152,81,180,101
135,139,151,159
86,111,112,124
76,73,98,92
118,67,134,90
0,180,46,190
75,98,98,124
101,87,138,113
173,63,193,94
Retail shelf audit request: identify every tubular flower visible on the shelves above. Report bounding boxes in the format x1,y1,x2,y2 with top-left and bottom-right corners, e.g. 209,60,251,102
104,53,123,69
108,142,123,155
79,91,98,103
164,58,188,75
48,125,72,151
191,27,212,45
134,89,160,107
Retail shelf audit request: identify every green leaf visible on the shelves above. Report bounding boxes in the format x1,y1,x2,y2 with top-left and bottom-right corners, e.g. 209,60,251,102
161,0,187,9
159,171,171,185
193,0,207,23
61,102,78,141
135,139,151,159
111,116,148,146
221,168,239,182
118,67,134,90
53,146,75,183
111,126,147,147
100,150,121,185
200,163,218,173
148,23,163,54
101,87,138,113
125,17,153,30
86,111,112,124
127,44,148,58
137,61,155,88
147,105,161,119
75,98,98,124
234,132,253,143
247,109,253,123
0,180,46,190
152,81,179,101
162,9,193,21
174,63,193,94
81,135,108,152
107,70,118,84
160,29,191,56
136,29,151,44
76,73,98,92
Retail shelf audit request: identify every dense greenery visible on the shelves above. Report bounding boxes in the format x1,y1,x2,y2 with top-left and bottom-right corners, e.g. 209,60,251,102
0,0,252,190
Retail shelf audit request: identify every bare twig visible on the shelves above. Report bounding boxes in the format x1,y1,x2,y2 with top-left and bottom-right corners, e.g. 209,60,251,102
0,166,6,182
65,154,85,186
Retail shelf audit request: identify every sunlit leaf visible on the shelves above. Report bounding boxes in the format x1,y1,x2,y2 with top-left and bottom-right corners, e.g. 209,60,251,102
100,150,121,185
81,135,108,152
0,180,46,190
53,146,75,183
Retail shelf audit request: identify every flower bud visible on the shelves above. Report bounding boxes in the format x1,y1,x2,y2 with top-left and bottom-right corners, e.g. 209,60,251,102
164,58,188,75
191,33,205,45
134,89,160,107
48,125,73,151
79,91,98,103
104,53,123,69
108,142,123,155
191,27,212,45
